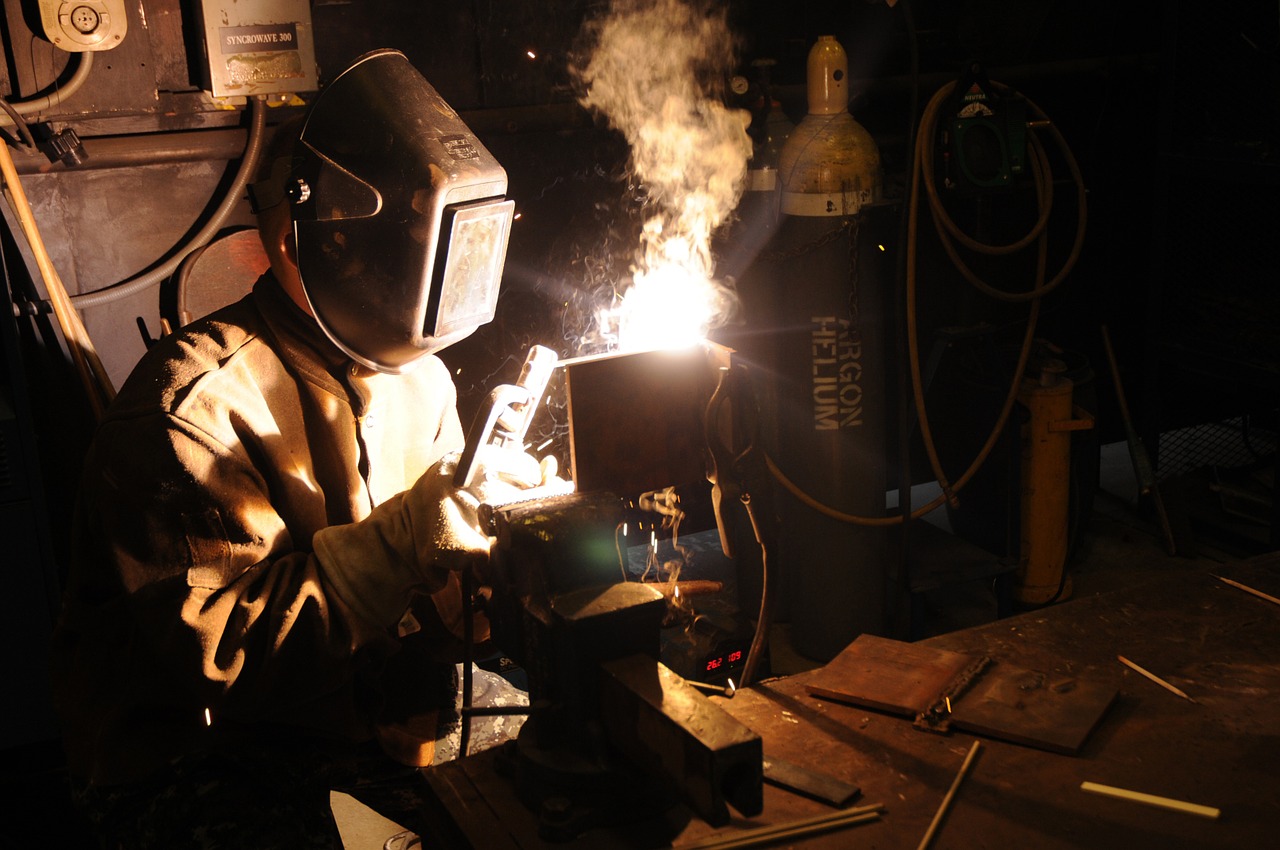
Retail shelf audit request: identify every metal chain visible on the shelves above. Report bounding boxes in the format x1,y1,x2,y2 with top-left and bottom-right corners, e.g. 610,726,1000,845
755,218,854,263
845,215,862,334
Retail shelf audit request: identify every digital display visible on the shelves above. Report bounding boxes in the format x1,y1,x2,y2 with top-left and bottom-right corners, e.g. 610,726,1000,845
705,647,746,674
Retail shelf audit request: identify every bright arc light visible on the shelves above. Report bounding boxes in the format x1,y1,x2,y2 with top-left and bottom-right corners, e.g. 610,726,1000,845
609,264,719,353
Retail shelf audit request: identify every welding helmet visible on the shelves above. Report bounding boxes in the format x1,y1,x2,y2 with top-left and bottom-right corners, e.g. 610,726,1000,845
257,49,514,373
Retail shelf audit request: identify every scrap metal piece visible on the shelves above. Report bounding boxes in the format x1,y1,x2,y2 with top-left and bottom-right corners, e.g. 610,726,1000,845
762,756,861,808
598,654,763,826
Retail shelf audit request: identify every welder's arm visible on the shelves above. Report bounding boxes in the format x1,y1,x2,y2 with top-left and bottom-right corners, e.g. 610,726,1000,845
313,445,556,631
313,453,485,631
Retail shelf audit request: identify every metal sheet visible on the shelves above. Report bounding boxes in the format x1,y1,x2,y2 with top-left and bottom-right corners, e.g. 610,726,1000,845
561,343,732,498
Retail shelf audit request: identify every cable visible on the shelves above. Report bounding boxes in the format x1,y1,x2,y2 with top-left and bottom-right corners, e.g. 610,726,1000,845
0,52,95,125
766,74,1086,527
736,493,773,689
70,96,268,309
0,99,37,152
919,83,1088,302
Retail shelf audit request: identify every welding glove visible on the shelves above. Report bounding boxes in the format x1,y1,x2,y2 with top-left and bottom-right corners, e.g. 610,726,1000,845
469,442,569,506
313,448,567,633
313,452,489,633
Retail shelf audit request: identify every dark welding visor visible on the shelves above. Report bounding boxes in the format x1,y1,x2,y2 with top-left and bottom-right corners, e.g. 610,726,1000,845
287,48,513,373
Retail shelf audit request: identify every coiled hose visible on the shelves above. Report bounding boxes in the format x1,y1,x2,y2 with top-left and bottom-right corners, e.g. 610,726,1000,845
767,78,1088,526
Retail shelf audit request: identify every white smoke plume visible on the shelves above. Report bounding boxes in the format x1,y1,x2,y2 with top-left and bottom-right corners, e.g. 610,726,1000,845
574,0,752,351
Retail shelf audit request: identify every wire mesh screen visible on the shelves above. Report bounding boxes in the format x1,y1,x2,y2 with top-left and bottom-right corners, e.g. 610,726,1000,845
1156,416,1277,482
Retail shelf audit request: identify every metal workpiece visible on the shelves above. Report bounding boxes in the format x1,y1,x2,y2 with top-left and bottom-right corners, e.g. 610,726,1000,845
598,654,764,826
484,491,631,597
561,342,734,499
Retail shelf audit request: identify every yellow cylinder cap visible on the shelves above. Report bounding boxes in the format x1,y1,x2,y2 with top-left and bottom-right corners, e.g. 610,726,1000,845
807,35,848,115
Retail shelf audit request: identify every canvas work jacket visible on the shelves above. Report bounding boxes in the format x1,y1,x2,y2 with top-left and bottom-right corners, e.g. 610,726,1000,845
51,273,466,785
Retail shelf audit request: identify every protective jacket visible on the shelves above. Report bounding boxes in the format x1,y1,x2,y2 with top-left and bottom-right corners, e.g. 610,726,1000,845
52,273,466,785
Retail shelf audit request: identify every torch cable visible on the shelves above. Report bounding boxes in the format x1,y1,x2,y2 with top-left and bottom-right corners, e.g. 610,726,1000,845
69,97,267,310
737,492,773,689
0,51,95,126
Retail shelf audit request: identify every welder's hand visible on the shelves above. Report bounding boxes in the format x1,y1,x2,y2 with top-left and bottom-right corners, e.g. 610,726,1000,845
403,452,494,567
314,452,492,630
467,444,572,507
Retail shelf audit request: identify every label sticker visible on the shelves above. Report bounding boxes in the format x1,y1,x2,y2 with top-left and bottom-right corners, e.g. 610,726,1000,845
220,24,299,54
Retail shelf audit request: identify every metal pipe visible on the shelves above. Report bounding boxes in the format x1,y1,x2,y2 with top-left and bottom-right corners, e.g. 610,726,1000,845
9,128,249,174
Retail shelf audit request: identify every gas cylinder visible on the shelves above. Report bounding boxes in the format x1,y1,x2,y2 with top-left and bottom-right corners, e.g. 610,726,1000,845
762,35,890,660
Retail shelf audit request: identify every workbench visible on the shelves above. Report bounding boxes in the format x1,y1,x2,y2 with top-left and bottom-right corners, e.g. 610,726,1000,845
420,554,1280,848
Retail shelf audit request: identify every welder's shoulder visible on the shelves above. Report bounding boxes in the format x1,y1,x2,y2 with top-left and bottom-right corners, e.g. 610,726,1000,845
107,297,278,421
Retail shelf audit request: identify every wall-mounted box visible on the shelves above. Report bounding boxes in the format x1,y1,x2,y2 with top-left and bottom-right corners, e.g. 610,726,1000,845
197,0,318,98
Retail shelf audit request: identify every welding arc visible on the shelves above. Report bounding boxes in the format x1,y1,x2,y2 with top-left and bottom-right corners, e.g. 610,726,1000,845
766,78,1085,528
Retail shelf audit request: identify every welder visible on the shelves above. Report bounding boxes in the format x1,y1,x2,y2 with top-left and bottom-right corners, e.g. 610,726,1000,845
49,50,549,847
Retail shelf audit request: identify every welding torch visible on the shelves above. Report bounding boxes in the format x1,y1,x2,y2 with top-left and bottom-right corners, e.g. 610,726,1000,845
454,344,562,757
454,344,559,490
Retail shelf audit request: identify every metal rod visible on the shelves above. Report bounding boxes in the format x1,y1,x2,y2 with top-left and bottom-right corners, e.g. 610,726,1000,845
1213,574,1280,608
686,680,736,699
917,740,981,850
1117,655,1196,703
1080,782,1219,819
1101,324,1177,555
680,803,884,850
